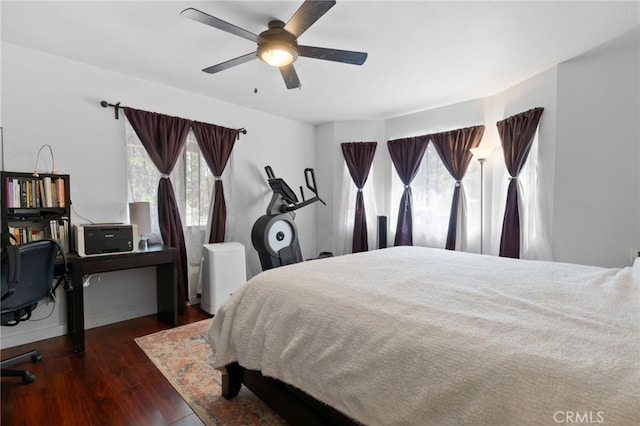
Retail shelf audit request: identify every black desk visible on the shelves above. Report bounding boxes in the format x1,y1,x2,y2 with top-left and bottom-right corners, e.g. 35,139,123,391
59,245,178,352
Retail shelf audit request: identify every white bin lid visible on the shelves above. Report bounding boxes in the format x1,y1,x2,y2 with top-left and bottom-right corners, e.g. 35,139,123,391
203,242,245,252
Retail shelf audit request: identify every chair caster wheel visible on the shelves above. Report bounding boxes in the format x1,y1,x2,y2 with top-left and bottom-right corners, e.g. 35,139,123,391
22,372,36,384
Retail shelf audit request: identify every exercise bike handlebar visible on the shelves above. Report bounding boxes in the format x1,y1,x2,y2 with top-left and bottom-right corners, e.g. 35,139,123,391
263,165,325,214
283,168,325,211
265,165,276,180
303,168,326,205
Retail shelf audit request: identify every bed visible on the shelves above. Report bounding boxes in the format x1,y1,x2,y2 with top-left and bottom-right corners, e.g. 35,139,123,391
207,246,639,425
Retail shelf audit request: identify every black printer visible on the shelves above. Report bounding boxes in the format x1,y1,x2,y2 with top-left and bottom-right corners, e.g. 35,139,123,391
74,223,138,256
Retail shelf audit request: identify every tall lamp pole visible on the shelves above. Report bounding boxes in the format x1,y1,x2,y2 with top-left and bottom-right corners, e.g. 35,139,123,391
470,146,495,254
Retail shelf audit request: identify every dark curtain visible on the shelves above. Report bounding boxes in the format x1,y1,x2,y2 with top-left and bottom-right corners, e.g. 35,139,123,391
191,121,239,243
341,142,377,253
124,107,191,314
387,136,429,246
497,107,544,258
430,125,485,250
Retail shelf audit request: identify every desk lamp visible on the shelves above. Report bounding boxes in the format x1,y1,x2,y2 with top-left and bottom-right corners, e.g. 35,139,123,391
129,202,151,250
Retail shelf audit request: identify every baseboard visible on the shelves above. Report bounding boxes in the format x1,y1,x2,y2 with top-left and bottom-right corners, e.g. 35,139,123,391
1,325,68,349
84,304,157,330
1,305,158,350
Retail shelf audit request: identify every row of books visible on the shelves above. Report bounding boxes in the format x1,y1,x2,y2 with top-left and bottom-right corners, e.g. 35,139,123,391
5,176,66,209
7,219,70,252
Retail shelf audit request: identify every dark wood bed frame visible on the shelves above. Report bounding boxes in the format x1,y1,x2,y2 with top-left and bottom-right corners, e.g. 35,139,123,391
222,362,360,425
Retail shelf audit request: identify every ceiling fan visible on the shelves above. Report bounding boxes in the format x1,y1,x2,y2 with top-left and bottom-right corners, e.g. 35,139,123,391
181,0,368,89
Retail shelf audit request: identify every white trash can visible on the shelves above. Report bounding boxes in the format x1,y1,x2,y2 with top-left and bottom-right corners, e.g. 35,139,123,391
201,242,247,315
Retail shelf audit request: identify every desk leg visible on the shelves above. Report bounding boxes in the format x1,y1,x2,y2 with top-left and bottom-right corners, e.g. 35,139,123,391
67,268,85,352
156,262,178,326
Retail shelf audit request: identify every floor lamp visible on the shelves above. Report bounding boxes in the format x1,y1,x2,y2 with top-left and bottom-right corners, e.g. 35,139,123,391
469,146,495,254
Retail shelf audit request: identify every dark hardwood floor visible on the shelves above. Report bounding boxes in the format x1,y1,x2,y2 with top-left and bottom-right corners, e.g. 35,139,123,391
1,304,211,425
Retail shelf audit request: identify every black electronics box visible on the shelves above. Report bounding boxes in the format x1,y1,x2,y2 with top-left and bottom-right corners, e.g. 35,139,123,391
74,223,138,256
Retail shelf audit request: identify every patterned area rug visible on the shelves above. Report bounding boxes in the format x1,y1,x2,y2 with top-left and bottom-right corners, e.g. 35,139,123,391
134,319,286,425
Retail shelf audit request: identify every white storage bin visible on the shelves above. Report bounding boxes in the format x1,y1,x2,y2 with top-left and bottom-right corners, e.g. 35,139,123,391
201,242,247,315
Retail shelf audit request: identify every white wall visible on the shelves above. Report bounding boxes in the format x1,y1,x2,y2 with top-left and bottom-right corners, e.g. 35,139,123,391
315,120,386,255
1,42,316,347
314,122,336,254
553,28,640,267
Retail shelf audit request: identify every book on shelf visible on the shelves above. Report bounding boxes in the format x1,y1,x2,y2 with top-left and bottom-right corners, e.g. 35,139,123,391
57,178,65,208
4,175,66,209
7,219,69,251
43,176,53,207
8,226,40,245
2,172,71,253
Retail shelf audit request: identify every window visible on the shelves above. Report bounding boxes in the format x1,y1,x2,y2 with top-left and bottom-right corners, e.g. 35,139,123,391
490,131,551,259
125,122,217,231
125,123,160,231
125,119,232,302
339,165,378,253
172,137,216,229
390,144,481,250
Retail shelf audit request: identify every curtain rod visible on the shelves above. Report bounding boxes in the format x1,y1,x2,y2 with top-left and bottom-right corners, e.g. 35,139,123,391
99,100,247,135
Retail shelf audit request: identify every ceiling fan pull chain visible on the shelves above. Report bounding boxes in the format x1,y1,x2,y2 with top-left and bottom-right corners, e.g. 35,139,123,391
254,60,259,94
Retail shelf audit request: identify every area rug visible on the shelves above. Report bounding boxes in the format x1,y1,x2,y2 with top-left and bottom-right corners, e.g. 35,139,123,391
134,319,286,425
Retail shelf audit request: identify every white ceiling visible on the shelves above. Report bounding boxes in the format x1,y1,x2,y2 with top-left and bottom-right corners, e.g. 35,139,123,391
2,1,638,124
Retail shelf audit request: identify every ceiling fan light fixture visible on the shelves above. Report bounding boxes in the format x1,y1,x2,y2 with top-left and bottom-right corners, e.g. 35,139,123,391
183,2,367,88
258,42,298,67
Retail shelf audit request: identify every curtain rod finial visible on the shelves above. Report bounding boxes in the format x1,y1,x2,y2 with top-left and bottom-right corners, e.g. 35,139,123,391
100,100,122,119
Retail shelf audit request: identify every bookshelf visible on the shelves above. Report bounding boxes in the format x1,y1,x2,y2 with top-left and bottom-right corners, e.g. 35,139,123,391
1,170,71,252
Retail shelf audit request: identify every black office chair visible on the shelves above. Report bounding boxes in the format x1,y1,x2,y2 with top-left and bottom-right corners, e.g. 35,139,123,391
1,239,68,384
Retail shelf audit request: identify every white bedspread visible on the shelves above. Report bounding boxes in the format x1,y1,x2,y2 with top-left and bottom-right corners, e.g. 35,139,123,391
208,246,639,425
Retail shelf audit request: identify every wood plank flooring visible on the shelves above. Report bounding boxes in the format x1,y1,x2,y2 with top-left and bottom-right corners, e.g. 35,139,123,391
1,304,210,425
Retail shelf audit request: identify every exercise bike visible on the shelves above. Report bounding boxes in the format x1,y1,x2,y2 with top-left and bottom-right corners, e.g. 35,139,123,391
251,166,331,271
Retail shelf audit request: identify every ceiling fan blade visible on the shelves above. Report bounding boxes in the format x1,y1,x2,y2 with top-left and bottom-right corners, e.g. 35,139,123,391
181,8,259,43
284,0,336,38
279,64,301,89
298,45,368,65
202,52,257,74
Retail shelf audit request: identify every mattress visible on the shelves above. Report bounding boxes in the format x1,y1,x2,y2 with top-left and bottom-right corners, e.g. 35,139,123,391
208,246,639,425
